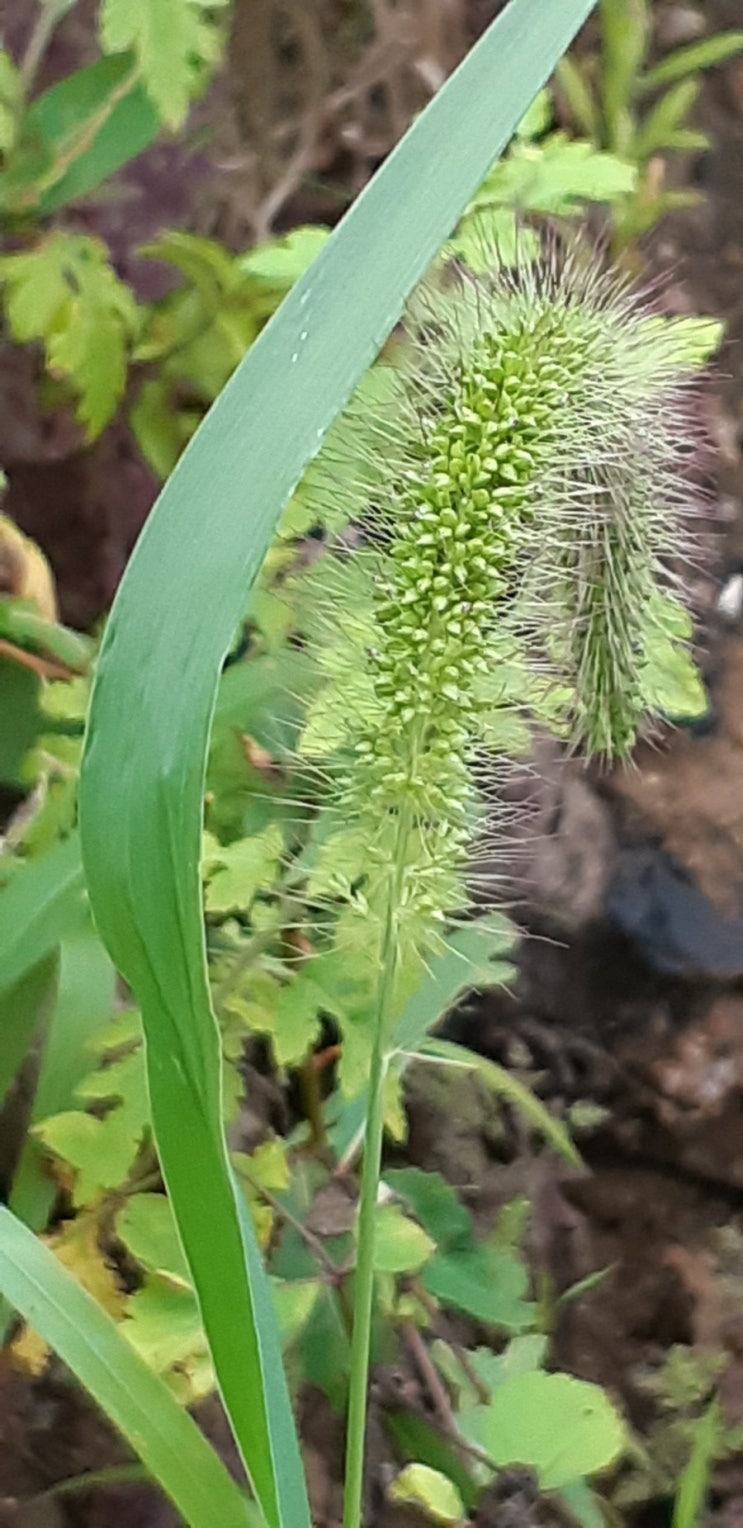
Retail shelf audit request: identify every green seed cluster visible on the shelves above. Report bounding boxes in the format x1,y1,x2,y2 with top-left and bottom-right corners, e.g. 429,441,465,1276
303,253,708,965
346,316,586,917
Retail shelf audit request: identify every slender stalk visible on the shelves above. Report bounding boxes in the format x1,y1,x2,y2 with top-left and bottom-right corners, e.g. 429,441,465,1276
342,820,409,1528
19,0,78,100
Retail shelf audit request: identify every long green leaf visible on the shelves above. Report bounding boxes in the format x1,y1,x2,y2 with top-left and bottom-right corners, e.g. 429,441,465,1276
79,4,596,1524
419,1038,581,1166
0,1208,252,1528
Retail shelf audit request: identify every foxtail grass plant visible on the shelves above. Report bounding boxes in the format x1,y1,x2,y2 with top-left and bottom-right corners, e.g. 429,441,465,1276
289,235,713,1526
39,6,716,1521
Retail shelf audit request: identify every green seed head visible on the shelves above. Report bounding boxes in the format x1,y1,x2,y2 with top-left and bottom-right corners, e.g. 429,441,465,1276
293,241,715,978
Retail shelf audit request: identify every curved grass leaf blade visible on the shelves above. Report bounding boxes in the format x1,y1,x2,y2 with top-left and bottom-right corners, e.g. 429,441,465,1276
0,833,86,1002
419,1038,581,1166
79,3,596,1524
0,1207,253,1528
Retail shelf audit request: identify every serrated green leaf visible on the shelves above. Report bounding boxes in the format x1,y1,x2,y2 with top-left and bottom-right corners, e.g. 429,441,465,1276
37,1043,150,1205
476,1371,626,1488
122,1275,212,1402
99,0,227,127
240,228,332,288
0,234,137,437
204,823,283,914
472,133,636,216
390,1464,465,1524
273,974,330,1068
35,1103,138,1206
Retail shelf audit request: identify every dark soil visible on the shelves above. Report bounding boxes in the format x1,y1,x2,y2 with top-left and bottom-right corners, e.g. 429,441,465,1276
4,1,743,1524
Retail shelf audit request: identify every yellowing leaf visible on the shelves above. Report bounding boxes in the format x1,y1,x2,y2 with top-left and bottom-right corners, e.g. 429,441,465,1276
0,514,57,621
271,1279,321,1348
99,0,227,128
122,1275,212,1403
52,1214,125,1316
9,1322,49,1375
372,1203,435,1274
243,1139,289,1195
390,1464,465,1524
12,1212,125,1372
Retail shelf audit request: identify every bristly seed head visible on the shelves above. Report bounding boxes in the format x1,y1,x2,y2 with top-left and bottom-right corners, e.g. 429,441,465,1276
293,240,716,977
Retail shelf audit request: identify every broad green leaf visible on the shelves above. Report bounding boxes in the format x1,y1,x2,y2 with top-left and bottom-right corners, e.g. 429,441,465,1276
383,1412,478,1512
423,1244,535,1331
372,1203,435,1274
271,1279,321,1347
14,55,159,215
122,1275,209,1401
99,0,227,128
0,1208,252,1526
383,1168,472,1251
272,975,328,1068
389,1464,465,1524
471,134,636,215
79,5,598,1524
476,1370,626,1489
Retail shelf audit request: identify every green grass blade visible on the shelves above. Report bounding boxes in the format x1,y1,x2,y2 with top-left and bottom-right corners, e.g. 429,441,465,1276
9,922,116,1231
0,833,86,1001
0,1207,252,1528
419,1038,582,1166
0,835,87,1107
79,3,596,1522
